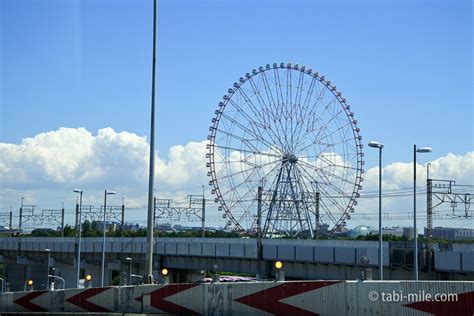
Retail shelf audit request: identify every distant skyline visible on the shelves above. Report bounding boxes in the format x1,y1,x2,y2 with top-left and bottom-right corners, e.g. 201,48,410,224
0,0,472,230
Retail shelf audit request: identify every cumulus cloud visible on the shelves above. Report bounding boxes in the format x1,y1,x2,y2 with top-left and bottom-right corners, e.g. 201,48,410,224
0,127,208,190
364,152,474,192
0,127,472,229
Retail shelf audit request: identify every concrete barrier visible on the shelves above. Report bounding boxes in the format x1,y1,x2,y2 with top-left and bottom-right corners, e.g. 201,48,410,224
1,281,473,315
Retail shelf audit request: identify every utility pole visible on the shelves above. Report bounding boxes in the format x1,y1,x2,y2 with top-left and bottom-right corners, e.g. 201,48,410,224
257,186,263,279
61,204,65,237
19,197,24,234
121,198,125,238
201,185,206,238
315,192,320,240
9,210,13,236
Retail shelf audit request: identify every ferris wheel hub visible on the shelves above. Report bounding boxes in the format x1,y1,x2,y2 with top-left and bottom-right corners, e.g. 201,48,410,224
283,154,298,164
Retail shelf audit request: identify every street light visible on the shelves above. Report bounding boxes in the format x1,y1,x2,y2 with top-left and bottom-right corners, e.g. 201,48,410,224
274,261,284,281
84,274,92,288
45,248,51,290
26,279,34,291
101,190,116,287
126,257,132,285
160,268,169,285
73,189,83,288
368,141,384,280
413,145,432,281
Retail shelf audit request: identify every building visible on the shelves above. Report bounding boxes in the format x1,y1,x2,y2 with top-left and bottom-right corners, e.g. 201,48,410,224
428,226,474,241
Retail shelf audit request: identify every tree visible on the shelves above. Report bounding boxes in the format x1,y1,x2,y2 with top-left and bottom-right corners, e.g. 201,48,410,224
63,225,76,237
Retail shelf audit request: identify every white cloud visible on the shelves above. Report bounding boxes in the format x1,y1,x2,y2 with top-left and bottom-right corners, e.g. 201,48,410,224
364,152,474,192
0,127,472,230
0,127,208,190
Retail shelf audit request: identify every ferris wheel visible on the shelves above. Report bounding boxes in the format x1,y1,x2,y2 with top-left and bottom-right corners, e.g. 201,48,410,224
206,63,364,237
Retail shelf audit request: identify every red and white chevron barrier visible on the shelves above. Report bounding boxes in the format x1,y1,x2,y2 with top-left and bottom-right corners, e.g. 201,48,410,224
1,281,473,315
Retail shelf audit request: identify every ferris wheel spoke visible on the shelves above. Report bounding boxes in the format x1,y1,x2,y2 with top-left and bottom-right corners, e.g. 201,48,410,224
294,165,341,225
302,81,329,127
293,76,317,139
297,165,349,214
309,107,348,143
286,68,295,150
300,76,318,117
260,72,288,147
273,68,292,150
227,185,259,218
289,70,306,152
293,125,330,155
222,162,277,214
219,169,260,199
226,98,272,140
215,127,264,154
296,120,353,154
218,156,282,179
219,112,282,154
293,90,332,148
213,144,281,159
277,68,291,148
297,137,355,166
313,120,354,147
236,87,285,151
248,76,289,153
301,156,358,171
295,97,340,148
298,158,356,189
248,77,276,122
312,106,345,136
247,82,276,130
292,165,319,230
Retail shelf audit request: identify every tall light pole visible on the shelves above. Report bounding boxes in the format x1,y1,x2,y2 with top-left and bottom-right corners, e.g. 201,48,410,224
45,248,51,290
73,189,83,288
101,190,116,287
413,145,432,281
145,0,158,284
368,141,384,280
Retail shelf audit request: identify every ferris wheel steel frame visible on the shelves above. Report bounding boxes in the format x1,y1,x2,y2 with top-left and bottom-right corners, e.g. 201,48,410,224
206,63,364,237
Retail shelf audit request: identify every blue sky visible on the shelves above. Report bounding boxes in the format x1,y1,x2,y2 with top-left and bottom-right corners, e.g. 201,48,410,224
0,0,472,229
2,0,472,164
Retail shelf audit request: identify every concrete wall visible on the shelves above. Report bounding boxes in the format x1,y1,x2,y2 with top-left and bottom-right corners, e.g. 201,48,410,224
0,281,472,315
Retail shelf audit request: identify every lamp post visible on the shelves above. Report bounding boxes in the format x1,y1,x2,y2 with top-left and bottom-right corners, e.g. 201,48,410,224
145,0,158,285
101,190,116,287
73,189,83,288
48,275,65,290
126,257,132,285
45,248,51,290
413,145,432,281
0,277,5,293
368,141,384,280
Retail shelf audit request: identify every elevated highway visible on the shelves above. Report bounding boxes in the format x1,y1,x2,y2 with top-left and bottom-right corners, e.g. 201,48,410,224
0,237,472,291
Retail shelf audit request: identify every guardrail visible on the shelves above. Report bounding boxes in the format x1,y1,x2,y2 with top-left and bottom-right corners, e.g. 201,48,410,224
0,281,472,315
